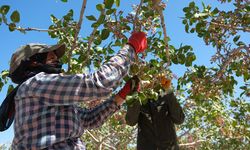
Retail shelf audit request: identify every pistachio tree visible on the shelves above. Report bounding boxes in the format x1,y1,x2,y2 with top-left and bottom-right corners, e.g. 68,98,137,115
0,0,249,149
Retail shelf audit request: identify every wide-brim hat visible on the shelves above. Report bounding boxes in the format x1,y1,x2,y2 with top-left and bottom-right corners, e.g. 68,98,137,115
9,43,66,74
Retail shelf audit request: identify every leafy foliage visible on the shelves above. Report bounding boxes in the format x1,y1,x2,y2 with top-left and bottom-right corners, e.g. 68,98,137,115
0,0,249,149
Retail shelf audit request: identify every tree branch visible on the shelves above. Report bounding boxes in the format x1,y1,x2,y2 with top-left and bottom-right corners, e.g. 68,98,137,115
215,45,249,80
2,14,77,33
153,0,170,67
86,130,116,150
67,0,87,73
86,130,100,143
209,21,250,32
81,8,105,68
159,10,170,67
133,0,144,32
179,140,206,147
178,129,192,138
99,134,116,150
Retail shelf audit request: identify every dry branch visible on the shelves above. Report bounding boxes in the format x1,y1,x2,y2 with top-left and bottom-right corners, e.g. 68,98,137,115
153,0,170,66
81,8,105,68
86,130,116,150
209,21,250,32
133,0,144,32
179,140,206,147
1,14,74,33
215,45,249,80
67,0,87,73
86,130,99,143
159,10,170,67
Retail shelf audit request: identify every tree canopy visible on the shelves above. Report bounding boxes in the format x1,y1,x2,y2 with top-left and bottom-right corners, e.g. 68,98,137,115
0,0,249,149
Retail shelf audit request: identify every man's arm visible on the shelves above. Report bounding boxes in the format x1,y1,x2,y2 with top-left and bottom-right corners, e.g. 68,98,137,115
18,45,135,105
165,92,185,125
75,78,138,129
78,95,121,129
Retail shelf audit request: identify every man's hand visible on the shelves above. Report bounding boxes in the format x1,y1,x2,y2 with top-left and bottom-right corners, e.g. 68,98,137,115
117,76,140,103
128,32,147,54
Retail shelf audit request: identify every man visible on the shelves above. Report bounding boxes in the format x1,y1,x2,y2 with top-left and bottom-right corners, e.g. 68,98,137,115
1,32,147,149
125,79,185,150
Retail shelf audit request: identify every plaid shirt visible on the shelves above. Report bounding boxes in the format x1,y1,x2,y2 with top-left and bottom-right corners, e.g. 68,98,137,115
12,45,135,150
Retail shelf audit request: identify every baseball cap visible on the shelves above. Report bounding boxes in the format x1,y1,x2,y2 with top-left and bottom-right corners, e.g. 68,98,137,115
9,43,66,74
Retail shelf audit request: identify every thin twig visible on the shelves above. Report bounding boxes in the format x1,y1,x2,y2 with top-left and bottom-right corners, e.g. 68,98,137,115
215,45,248,80
15,27,51,32
178,129,192,138
1,14,73,33
209,21,250,32
159,10,170,67
81,8,105,68
179,140,206,147
86,130,99,143
67,0,87,73
99,134,116,150
133,0,144,32
152,1,170,67
86,130,116,150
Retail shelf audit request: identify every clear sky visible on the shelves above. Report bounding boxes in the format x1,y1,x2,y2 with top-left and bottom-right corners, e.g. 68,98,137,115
0,0,246,146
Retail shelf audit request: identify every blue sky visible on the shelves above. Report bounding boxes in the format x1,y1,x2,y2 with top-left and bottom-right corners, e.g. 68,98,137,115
0,0,247,145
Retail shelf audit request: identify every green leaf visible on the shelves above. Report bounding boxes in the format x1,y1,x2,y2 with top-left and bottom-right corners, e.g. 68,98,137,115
115,0,120,7
61,0,68,2
10,10,20,23
48,25,57,38
101,29,110,40
138,92,147,102
196,22,203,32
7,85,14,94
105,0,114,9
94,37,102,45
1,70,9,79
185,61,192,67
178,54,186,64
202,2,206,9
181,45,192,52
182,19,187,25
236,41,245,46
1,5,10,15
189,2,195,8
8,23,16,32
246,5,250,11
142,6,149,11
0,17,2,25
211,8,219,16
50,15,58,23
96,4,105,11
185,24,190,33
97,15,105,24
91,22,99,28
183,7,189,13
114,39,121,46
233,35,240,43
171,55,178,64
106,8,116,15
186,52,196,66
0,80,3,91
86,15,97,21
190,28,195,33
130,64,139,74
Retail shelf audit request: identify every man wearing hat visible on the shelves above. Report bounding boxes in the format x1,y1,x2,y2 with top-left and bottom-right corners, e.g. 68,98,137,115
0,32,147,149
